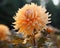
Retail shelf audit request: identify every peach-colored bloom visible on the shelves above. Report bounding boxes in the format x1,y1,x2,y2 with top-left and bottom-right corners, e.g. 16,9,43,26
0,24,10,41
13,3,51,35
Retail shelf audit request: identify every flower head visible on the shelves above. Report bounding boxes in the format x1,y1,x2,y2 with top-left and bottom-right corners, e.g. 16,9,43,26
13,3,51,35
0,24,10,41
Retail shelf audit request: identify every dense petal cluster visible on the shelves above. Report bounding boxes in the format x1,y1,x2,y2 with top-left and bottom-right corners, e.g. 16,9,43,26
13,3,51,35
0,24,10,41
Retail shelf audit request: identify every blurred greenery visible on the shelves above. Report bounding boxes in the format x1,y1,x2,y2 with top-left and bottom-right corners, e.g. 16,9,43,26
46,0,60,29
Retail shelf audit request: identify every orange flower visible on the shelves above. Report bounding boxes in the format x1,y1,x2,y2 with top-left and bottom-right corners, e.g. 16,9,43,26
13,3,51,35
0,24,10,41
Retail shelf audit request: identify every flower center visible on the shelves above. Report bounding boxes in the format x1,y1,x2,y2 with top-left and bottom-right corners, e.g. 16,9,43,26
25,9,34,19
